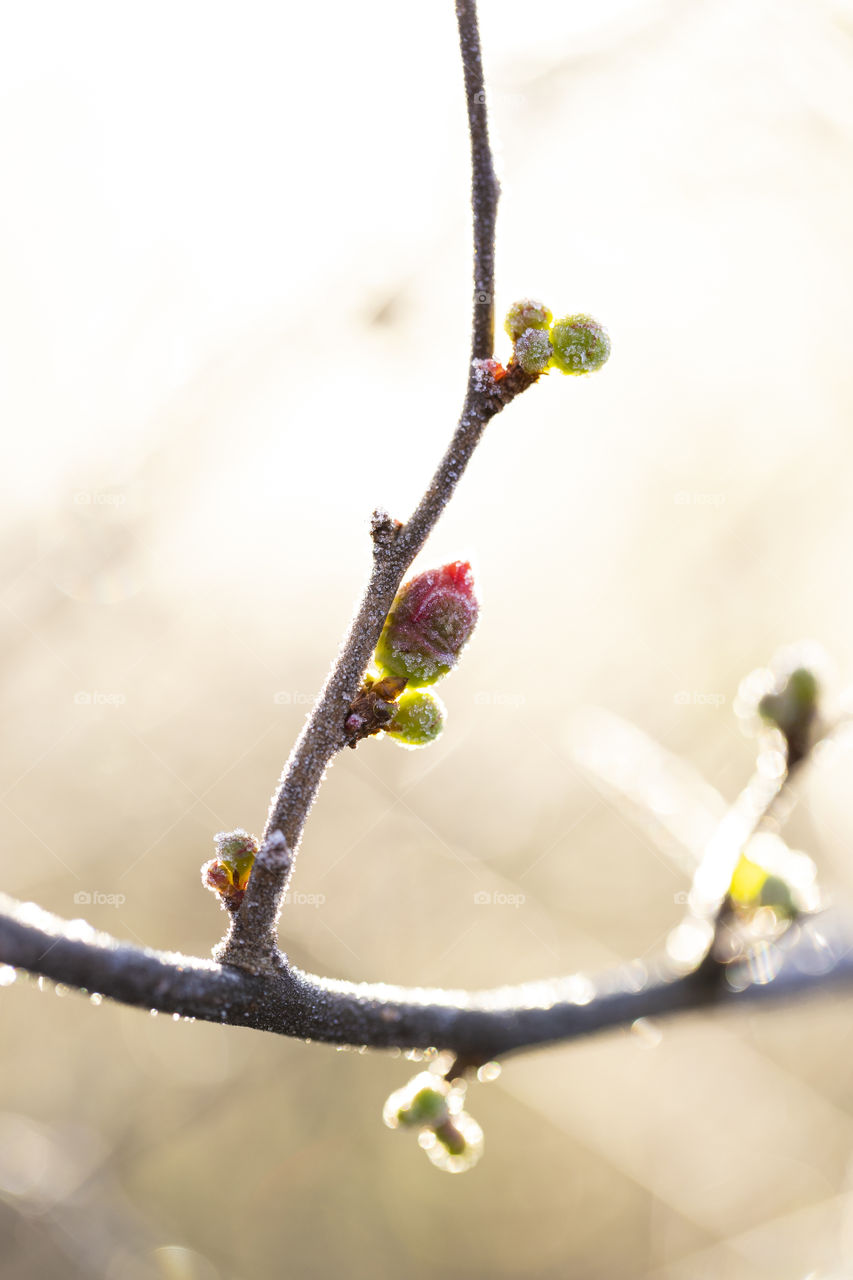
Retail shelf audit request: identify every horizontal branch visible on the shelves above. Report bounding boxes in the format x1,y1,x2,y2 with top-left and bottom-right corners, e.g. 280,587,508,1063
2,892,850,1060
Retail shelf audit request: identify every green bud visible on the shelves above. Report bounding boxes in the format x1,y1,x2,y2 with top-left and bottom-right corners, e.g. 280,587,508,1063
383,1072,450,1131
504,298,552,342
515,327,553,376
202,829,259,911
398,1086,450,1128
757,874,797,919
386,690,446,749
549,314,611,375
383,1072,484,1173
758,667,819,741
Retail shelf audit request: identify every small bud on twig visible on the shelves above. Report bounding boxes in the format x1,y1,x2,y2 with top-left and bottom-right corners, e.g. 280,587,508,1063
370,508,403,546
382,1070,484,1173
374,561,479,688
202,830,260,912
504,298,552,341
386,689,446,749
549,314,611,375
515,327,553,376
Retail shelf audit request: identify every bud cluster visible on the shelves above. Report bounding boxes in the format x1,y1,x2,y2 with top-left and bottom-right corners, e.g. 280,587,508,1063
503,298,611,378
382,1071,483,1173
344,561,480,751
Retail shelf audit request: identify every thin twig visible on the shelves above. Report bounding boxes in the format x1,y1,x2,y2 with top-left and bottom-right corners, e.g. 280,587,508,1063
248,0,531,964
455,0,499,363
678,705,823,982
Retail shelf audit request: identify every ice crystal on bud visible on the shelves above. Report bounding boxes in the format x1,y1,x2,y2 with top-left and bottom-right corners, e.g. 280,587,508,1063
471,357,506,393
202,829,259,911
549,314,611,375
374,561,479,688
515,327,553,376
504,298,552,341
386,689,446,749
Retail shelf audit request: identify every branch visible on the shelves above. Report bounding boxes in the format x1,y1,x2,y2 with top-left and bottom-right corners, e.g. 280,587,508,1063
2,892,852,1059
455,0,499,362
229,0,532,965
676,666,825,980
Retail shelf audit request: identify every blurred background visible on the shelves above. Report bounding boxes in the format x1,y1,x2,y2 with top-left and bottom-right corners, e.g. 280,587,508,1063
2,0,853,1275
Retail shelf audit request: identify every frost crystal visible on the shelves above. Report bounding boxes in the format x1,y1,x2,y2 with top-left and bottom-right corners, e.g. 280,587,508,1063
515,327,552,375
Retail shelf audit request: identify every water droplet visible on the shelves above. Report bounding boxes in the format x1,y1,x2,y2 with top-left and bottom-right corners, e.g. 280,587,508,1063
631,1017,662,1048
150,1009,158,1017
172,1012,180,1021
54,984,69,998
477,1061,501,1083
666,918,714,971
0,965,17,988
89,993,103,1006
37,976,45,992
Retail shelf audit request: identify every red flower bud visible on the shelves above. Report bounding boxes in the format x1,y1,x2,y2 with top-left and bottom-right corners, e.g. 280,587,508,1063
374,561,479,688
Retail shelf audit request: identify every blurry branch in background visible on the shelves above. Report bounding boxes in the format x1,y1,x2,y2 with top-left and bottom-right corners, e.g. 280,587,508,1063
1,0,853,1092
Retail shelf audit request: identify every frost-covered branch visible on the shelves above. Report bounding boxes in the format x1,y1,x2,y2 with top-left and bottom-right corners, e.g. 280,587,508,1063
2,892,852,1059
241,0,533,967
